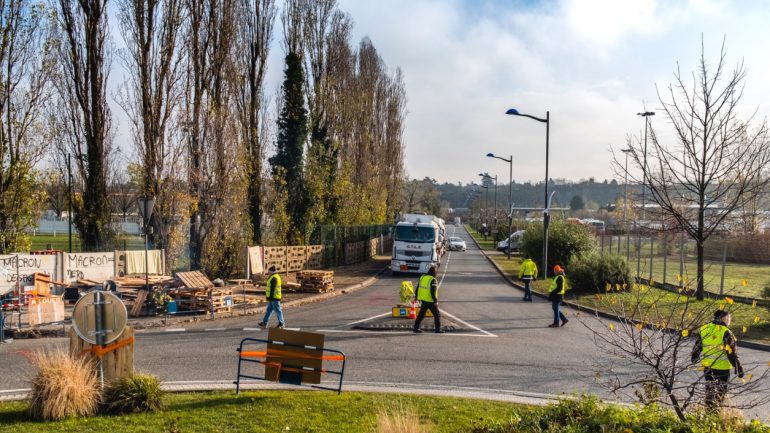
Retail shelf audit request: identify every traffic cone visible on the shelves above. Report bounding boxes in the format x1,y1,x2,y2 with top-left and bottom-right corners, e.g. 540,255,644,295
409,300,417,319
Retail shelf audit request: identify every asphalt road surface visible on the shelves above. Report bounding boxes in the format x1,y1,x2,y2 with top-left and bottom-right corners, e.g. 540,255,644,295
2,226,769,419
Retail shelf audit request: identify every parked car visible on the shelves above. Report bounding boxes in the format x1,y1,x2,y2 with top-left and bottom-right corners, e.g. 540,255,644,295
448,237,467,251
496,230,526,253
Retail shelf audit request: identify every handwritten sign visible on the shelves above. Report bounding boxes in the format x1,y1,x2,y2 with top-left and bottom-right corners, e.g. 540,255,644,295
0,254,58,295
27,296,65,325
63,252,115,282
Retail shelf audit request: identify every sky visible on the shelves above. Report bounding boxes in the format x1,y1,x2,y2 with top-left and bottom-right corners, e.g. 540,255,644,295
262,0,770,185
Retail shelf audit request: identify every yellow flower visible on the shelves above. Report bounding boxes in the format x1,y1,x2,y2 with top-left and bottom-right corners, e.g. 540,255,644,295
719,303,725,311
616,283,621,291
636,323,644,331
609,324,615,331
754,316,761,324
725,297,734,305
677,275,682,282
752,300,757,308
606,283,611,292
742,326,747,333
681,329,689,337
741,279,748,287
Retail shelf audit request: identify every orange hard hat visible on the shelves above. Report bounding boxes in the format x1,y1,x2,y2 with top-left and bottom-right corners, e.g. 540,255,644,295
553,265,563,273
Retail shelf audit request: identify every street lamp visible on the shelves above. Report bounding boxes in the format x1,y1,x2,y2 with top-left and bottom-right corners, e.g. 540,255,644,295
138,196,156,293
480,184,489,239
486,153,513,259
479,173,498,241
621,148,633,265
636,111,655,280
506,108,549,278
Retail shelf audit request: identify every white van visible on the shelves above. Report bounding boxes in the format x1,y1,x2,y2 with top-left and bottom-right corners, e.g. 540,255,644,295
496,230,526,252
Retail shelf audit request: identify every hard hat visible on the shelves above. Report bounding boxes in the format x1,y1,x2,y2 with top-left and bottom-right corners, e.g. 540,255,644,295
553,265,563,273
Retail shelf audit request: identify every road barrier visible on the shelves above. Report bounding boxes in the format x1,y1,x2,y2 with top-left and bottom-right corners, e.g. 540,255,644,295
234,329,346,394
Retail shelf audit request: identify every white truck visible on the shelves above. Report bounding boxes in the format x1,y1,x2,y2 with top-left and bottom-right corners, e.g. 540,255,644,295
391,213,443,275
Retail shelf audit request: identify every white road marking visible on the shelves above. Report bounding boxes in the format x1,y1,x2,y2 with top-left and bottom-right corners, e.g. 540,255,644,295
243,327,263,331
204,328,226,332
165,328,186,332
315,329,495,337
440,310,497,337
345,312,390,326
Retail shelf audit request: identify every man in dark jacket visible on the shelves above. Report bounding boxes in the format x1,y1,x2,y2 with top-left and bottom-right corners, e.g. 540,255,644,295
691,310,744,409
413,266,443,333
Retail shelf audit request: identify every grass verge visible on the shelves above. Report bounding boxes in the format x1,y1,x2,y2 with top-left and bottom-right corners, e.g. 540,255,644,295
0,391,767,433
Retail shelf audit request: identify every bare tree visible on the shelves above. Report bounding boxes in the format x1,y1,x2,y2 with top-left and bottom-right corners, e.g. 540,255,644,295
619,38,770,300
234,0,276,245
584,287,769,420
0,0,54,252
117,0,185,266
53,0,113,251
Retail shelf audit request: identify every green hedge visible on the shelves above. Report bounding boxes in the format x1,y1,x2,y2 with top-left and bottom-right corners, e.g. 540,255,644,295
567,253,630,294
520,221,596,277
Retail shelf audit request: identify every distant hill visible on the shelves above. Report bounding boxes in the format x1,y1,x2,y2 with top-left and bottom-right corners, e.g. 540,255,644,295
438,178,636,210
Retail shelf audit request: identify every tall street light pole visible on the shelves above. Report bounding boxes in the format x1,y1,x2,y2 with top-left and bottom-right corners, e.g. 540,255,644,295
636,111,655,280
621,148,633,265
67,153,73,253
486,154,513,259
481,184,489,240
506,108,549,278
480,173,498,240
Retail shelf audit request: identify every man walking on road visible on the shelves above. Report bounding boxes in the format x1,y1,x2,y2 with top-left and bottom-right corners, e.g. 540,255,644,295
691,310,744,410
258,266,285,329
413,266,443,333
518,255,538,301
547,265,569,328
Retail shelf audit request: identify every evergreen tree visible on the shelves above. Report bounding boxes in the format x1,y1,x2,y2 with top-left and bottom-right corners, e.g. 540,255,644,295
270,51,309,243
569,195,585,210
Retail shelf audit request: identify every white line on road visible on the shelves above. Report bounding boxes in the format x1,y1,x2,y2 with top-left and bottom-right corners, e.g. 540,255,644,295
165,328,186,332
345,312,390,326
204,328,226,332
440,310,497,337
242,327,263,331
316,329,495,337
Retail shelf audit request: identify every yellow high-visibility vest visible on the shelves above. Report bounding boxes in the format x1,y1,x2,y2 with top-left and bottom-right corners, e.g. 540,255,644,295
700,323,732,370
548,274,567,295
417,275,437,303
266,273,282,300
518,259,538,279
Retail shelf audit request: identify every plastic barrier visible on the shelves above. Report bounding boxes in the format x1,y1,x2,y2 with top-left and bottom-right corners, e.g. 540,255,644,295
234,335,346,394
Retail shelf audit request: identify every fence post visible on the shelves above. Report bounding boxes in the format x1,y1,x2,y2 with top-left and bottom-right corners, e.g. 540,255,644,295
719,241,727,296
649,235,654,282
662,231,668,285
600,233,604,256
679,232,685,289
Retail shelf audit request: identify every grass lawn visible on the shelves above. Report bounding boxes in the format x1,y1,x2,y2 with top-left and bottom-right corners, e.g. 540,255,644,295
0,390,533,433
29,234,146,253
464,225,498,251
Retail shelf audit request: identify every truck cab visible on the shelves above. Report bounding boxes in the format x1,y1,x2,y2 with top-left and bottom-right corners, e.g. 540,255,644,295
391,214,441,275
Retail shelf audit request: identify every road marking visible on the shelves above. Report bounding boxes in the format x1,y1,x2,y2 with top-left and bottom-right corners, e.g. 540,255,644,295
165,328,186,332
440,310,497,337
315,329,495,337
243,327,263,331
345,312,390,326
204,328,226,332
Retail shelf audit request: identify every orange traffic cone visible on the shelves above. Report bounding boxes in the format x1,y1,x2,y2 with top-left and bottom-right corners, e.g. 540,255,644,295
409,300,417,319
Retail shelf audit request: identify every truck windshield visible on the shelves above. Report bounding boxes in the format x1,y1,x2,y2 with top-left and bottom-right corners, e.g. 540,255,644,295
395,226,435,242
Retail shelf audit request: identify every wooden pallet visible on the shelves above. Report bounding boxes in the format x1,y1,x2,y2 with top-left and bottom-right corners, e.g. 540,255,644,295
175,271,213,290
296,270,334,285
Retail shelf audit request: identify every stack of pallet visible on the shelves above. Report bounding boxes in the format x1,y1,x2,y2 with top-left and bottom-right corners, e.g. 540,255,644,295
169,271,233,313
287,246,307,272
295,270,334,293
264,247,287,273
113,275,175,317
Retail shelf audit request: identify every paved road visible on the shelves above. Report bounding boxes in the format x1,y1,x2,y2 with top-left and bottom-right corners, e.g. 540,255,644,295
2,226,769,419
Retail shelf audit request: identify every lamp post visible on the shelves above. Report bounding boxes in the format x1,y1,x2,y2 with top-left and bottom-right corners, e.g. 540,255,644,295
621,148,633,265
67,154,73,253
636,111,654,279
138,196,156,293
479,173,498,240
506,108,549,278
481,184,489,239
486,153,513,259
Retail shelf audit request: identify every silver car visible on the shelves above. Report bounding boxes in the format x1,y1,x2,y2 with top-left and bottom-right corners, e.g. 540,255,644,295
448,237,467,251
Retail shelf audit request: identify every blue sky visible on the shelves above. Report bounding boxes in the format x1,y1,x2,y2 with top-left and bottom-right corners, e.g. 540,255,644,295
306,0,770,185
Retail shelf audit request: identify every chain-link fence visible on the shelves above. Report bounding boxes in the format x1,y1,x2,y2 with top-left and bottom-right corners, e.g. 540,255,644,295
307,224,392,267
597,231,770,299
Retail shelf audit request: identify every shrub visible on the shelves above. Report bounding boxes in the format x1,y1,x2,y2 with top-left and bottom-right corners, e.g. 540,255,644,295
28,350,100,421
520,221,596,277
376,403,431,433
102,373,165,414
568,253,630,294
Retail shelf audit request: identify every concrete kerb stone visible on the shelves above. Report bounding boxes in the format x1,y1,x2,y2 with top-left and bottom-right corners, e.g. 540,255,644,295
465,227,770,352
9,266,390,338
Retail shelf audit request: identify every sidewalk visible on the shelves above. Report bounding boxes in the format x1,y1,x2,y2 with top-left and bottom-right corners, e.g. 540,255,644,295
4,256,390,340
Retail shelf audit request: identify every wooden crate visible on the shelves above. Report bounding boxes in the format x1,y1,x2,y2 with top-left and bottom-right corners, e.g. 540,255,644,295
296,270,334,285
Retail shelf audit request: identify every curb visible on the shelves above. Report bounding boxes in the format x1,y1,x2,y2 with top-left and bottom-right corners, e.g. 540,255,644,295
466,227,770,352
8,266,390,339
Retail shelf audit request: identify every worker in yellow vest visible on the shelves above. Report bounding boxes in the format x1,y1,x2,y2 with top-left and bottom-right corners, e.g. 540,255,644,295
547,265,568,328
413,266,443,333
691,310,744,409
518,255,538,302
258,266,285,329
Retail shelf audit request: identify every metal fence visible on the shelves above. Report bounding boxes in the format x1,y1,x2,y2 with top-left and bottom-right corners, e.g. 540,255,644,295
308,224,392,267
597,231,770,298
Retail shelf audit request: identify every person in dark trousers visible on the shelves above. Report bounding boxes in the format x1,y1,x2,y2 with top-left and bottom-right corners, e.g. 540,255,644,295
691,310,744,410
547,265,569,328
413,266,443,333
258,266,285,329
518,255,538,301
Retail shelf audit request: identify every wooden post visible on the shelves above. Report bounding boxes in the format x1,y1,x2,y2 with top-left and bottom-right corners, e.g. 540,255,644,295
69,326,134,384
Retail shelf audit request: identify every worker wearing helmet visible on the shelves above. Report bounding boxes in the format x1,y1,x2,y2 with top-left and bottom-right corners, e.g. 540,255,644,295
413,266,443,333
691,310,744,409
547,265,569,328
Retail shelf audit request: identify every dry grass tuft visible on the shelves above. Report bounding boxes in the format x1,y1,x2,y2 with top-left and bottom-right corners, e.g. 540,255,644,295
27,349,100,421
376,404,432,433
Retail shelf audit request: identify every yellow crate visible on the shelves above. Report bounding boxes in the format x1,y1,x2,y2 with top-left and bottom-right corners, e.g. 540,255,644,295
391,307,432,318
